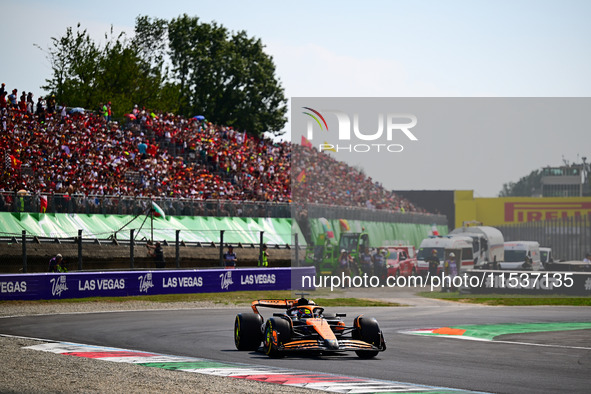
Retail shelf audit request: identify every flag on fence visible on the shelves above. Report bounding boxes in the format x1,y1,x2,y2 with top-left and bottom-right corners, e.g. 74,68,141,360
40,195,47,213
151,201,166,219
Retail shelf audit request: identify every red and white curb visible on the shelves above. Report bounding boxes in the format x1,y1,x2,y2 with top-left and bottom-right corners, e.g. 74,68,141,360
23,340,484,393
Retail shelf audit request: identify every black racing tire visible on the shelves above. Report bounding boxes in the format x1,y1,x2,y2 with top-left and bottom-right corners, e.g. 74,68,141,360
264,317,292,358
353,316,382,359
234,313,263,351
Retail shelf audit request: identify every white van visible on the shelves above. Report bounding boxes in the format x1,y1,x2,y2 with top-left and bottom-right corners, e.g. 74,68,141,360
448,226,504,268
502,241,542,271
417,236,474,275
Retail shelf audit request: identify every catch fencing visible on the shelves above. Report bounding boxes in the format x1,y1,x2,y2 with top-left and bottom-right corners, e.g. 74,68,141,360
497,215,591,261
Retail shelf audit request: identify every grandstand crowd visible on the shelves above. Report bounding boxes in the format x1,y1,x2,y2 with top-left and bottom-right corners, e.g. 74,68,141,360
1,83,427,214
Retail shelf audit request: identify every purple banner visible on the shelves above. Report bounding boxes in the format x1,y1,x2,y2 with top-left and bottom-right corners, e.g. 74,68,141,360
0,267,316,301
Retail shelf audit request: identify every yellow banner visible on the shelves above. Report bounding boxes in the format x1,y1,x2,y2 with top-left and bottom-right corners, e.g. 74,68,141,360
455,191,591,227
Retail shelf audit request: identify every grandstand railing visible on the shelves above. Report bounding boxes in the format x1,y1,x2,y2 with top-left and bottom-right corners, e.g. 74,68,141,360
0,191,446,224
303,203,448,225
0,192,290,218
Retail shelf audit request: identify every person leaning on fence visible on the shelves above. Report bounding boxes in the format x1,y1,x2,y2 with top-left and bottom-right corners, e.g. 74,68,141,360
147,241,166,268
224,245,238,269
48,254,67,273
259,244,269,267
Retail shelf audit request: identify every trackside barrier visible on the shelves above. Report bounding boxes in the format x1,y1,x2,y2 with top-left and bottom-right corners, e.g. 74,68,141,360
0,267,315,301
462,270,591,296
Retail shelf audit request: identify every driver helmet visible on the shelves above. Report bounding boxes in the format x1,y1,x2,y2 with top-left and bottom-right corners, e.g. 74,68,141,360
299,308,313,318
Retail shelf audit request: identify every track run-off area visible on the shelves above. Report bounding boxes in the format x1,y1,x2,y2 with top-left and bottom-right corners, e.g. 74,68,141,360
1,291,590,393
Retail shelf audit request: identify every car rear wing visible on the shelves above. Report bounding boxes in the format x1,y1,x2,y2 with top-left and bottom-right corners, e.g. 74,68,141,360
251,299,297,315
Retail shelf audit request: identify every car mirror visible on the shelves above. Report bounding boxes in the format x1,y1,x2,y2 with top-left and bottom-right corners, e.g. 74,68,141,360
336,313,346,317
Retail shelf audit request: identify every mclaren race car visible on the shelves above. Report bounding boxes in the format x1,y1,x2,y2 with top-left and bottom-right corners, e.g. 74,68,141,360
234,296,386,358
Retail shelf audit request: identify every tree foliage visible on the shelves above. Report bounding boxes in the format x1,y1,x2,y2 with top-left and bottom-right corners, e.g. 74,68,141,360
499,169,542,197
39,15,287,137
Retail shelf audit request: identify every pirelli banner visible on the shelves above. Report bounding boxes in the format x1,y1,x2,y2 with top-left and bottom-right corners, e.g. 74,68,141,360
0,267,316,301
454,190,591,227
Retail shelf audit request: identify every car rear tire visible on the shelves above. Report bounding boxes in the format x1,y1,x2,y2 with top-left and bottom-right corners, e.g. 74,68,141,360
234,313,263,351
353,316,383,358
264,317,291,358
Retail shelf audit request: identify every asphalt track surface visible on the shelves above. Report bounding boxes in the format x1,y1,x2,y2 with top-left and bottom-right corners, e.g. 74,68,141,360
1,302,590,393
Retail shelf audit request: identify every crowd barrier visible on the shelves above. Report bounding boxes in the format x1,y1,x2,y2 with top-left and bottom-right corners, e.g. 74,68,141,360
0,267,315,301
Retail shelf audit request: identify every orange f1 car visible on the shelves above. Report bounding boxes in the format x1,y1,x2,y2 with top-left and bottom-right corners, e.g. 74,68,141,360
234,297,386,358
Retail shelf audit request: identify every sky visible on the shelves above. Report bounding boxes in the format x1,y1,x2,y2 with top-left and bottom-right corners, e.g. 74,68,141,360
3,0,591,197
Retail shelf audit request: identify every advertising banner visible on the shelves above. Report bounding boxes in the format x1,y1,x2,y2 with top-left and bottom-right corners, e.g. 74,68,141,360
455,191,591,227
0,267,315,301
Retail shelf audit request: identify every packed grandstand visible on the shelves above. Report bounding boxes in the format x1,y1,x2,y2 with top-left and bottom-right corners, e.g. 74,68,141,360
1,84,429,216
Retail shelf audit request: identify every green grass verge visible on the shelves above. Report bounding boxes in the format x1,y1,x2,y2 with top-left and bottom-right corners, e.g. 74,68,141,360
418,291,591,306
0,291,401,307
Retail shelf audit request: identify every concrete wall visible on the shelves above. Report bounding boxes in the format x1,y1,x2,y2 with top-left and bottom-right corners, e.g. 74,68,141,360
0,243,292,273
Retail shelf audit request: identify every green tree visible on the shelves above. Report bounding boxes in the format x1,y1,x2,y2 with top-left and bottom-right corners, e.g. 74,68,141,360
146,14,288,136
499,169,542,197
38,24,101,109
38,23,169,117
39,15,288,136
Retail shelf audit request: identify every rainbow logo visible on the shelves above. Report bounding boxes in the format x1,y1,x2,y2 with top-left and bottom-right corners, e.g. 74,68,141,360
302,107,328,132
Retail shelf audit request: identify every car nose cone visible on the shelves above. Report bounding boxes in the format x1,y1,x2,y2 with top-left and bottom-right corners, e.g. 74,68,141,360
324,339,339,350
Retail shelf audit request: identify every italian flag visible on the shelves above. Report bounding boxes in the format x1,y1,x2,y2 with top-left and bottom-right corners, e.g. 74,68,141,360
152,201,166,219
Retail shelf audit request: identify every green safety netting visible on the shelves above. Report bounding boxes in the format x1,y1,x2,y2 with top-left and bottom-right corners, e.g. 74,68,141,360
0,212,303,245
307,218,448,248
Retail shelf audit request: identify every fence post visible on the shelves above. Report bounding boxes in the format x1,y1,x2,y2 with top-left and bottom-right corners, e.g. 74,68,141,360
259,231,264,266
219,230,225,267
176,229,180,269
77,229,83,271
130,229,135,269
22,230,27,273
294,233,299,267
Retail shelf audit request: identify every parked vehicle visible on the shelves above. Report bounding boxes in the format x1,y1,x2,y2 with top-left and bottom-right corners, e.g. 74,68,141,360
385,246,418,278
448,226,504,269
502,241,542,271
416,236,474,275
306,232,370,276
